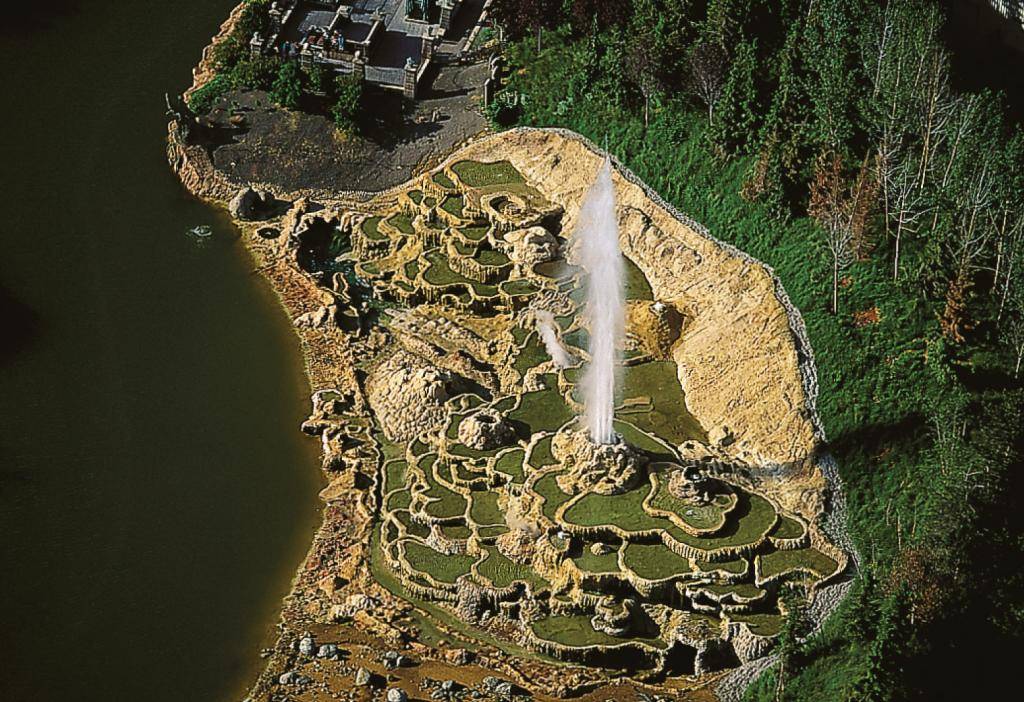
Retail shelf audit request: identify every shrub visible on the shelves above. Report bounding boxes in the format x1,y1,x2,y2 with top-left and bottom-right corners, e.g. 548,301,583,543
304,64,330,97
331,73,364,134
187,74,232,114
228,56,279,91
270,61,303,109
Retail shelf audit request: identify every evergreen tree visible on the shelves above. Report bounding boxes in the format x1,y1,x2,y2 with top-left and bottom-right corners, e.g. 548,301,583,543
709,38,758,155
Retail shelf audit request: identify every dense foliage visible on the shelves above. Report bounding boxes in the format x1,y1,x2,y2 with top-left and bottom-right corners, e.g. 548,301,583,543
488,1,1024,699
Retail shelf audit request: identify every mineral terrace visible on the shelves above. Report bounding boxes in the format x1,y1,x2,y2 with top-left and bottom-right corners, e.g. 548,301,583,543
170,120,851,701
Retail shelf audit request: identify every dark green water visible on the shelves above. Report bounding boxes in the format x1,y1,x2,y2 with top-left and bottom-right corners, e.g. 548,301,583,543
0,3,322,702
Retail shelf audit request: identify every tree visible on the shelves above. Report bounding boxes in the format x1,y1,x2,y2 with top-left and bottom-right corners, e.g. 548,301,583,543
490,0,562,51
228,55,279,91
331,73,364,135
710,38,758,154
624,5,661,130
270,60,303,109
880,148,930,280
775,586,810,701
687,41,727,125
809,151,875,313
1004,285,1024,378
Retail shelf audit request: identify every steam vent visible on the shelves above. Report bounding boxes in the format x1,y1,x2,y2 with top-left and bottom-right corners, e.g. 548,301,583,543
288,130,849,686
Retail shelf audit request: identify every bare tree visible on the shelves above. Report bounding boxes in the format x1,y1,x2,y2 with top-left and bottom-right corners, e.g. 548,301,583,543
882,150,932,280
997,216,1023,322
809,153,863,314
1004,286,1024,378
626,38,659,128
915,45,954,188
688,41,727,125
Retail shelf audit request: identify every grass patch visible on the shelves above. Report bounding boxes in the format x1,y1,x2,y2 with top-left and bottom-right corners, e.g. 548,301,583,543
620,361,705,445
758,548,839,580
622,542,693,580
477,544,548,590
403,540,476,584
384,459,408,494
469,490,505,526
495,448,527,483
452,160,525,188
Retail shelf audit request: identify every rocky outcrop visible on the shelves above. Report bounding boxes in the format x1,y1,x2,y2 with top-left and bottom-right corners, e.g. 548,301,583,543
505,225,559,266
457,408,516,451
366,350,452,442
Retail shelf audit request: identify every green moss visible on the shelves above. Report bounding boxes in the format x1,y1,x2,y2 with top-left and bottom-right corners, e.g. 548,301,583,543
387,212,416,235
770,514,806,540
395,510,431,538
477,544,548,590
442,523,473,539
622,542,693,581
701,583,765,599
696,557,747,575
730,613,784,637
622,255,654,300
508,382,575,434
758,548,839,580
433,171,458,190
403,540,476,584
384,459,408,494
387,489,412,511
362,216,386,241
476,246,511,267
460,224,490,241
469,490,505,526
418,453,468,519
572,546,620,574
441,194,466,219
620,361,705,445
535,471,572,522
513,331,549,377
530,614,665,649
529,435,558,468
495,448,527,484
452,160,525,188
408,189,424,204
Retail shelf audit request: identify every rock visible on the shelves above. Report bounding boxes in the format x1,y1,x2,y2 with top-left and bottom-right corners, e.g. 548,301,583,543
382,650,400,669
317,643,339,659
590,542,613,556
354,666,372,686
457,408,515,451
366,351,453,442
444,647,474,665
229,186,270,221
554,429,647,496
386,688,409,702
505,225,559,265
481,676,500,691
298,635,315,656
278,671,310,685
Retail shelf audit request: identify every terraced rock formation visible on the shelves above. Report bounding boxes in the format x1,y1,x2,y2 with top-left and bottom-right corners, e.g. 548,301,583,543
283,139,848,679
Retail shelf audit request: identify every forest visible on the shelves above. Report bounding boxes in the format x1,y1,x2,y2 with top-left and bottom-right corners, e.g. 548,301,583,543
486,1,1024,699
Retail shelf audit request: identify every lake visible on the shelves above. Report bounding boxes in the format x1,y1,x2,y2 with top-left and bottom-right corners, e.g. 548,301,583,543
0,3,322,701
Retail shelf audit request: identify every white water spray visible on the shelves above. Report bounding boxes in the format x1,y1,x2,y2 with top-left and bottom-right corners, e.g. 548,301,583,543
534,311,575,369
575,157,624,445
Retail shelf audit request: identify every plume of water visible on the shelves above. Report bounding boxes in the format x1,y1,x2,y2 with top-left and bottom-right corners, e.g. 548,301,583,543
534,311,575,369
575,157,624,445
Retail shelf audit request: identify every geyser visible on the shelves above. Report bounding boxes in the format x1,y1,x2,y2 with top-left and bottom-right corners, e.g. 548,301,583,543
575,157,624,445
535,310,575,369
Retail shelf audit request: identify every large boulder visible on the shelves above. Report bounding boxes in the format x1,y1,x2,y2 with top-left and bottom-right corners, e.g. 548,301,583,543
456,408,515,451
505,226,559,265
229,186,272,220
